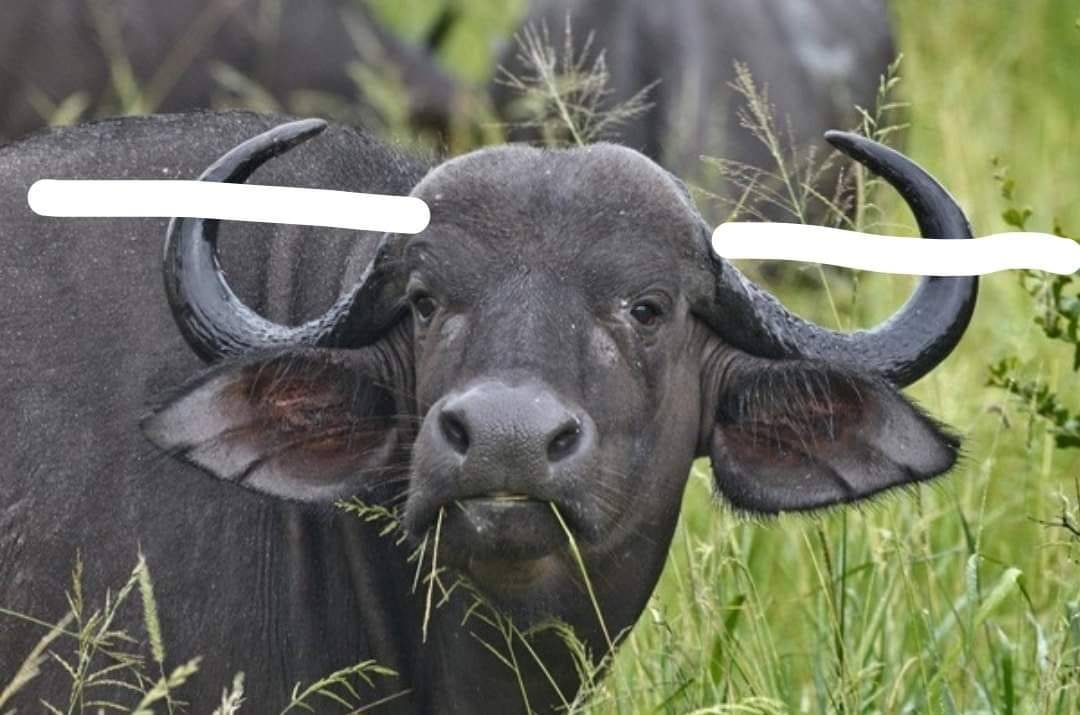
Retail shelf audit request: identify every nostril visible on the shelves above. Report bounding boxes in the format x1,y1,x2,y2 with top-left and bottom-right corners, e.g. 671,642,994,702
439,411,470,455
546,420,582,462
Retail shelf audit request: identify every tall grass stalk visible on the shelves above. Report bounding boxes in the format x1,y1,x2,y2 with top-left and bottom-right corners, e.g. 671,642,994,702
550,503,613,652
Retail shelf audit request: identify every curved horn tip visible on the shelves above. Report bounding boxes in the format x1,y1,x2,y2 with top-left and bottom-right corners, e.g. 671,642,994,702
823,129,866,154
268,117,330,146
198,118,331,184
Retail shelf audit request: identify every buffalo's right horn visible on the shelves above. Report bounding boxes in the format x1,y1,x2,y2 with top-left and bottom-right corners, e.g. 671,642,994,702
163,119,407,363
694,132,978,387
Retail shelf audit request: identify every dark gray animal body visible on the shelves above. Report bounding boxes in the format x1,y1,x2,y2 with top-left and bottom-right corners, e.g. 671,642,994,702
0,0,455,142
1,111,975,712
0,113,435,710
494,0,896,211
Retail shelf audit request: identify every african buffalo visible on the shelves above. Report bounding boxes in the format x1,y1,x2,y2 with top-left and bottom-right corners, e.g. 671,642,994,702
0,111,976,711
493,0,896,216
0,0,455,141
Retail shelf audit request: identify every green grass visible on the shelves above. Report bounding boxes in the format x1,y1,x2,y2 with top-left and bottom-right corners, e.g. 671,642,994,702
5,0,1080,712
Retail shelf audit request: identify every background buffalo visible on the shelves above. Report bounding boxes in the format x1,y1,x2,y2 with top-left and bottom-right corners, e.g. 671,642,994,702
0,0,458,141
492,0,895,219
0,0,895,220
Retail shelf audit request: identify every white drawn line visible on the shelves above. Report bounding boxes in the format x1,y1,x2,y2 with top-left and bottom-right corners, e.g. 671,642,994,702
27,180,431,235
27,183,1078,275
712,222,1080,276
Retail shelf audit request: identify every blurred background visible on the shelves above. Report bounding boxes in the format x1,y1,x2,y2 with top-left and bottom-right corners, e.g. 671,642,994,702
1,0,1078,711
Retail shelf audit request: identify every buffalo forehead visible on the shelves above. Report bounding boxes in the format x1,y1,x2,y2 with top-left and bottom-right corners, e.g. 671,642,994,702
413,143,699,269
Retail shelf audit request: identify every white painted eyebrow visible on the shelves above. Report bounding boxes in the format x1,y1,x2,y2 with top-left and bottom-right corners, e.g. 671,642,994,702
713,222,1079,276
28,181,1078,276
27,179,430,234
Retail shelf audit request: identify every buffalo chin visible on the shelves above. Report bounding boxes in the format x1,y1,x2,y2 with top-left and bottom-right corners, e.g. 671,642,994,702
431,499,582,615
441,498,565,562
459,550,578,627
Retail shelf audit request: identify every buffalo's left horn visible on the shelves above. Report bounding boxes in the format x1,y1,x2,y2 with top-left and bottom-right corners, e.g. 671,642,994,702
695,131,978,387
163,119,406,363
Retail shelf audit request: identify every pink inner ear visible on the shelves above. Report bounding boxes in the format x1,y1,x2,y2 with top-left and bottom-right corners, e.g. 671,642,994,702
242,369,355,435
707,363,958,514
720,415,857,467
719,367,871,455
144,349,412,503
220,359,407,485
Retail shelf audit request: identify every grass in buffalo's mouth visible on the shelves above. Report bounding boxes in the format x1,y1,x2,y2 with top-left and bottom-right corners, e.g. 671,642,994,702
550,503,614,653
421,506,445,643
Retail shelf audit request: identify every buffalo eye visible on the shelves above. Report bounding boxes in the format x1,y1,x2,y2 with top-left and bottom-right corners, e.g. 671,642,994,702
629,301,663,327
411,294,437,321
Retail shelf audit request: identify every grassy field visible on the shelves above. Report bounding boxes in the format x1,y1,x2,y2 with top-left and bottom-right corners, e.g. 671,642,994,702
4,0,1079,712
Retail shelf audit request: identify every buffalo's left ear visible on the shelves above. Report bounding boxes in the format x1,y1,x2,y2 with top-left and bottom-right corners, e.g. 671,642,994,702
142,349,411,503
707,360,959,514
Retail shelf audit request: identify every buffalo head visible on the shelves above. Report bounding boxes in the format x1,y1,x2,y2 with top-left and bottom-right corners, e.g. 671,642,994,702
144,119,976,635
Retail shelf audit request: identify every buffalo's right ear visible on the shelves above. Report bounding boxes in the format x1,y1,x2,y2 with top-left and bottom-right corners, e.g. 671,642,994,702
142,348,412,503
706,359,959,514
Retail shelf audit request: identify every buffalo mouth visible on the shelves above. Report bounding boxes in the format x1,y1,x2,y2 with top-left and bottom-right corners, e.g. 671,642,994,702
436,492,578,601
441,492,568,562
405,488,590,595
